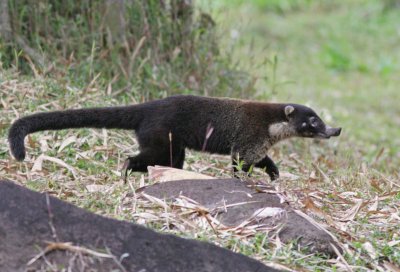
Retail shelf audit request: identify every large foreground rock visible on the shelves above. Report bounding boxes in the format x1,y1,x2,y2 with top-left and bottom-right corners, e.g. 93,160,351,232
141,178,340,257
0,180,280,272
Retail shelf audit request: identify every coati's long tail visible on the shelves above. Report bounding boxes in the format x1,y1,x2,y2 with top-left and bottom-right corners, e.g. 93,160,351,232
8,106,141,161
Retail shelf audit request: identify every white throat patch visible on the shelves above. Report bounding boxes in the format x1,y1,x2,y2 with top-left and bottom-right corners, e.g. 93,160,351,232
268,122,295,141
248,122,296,163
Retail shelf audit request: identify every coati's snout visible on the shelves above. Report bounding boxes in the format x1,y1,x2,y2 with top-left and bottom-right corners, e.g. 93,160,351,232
284,105,341,139
323,126,341,138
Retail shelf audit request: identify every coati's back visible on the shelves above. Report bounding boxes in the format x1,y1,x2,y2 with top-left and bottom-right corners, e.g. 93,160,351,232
136,95,244,154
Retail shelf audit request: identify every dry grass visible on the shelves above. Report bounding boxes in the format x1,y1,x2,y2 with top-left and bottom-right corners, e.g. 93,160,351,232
1,71,399,271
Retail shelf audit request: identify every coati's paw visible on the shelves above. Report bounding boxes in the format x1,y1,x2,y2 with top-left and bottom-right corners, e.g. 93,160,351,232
267,167,279,181
121,157,148,181
124,157,146,171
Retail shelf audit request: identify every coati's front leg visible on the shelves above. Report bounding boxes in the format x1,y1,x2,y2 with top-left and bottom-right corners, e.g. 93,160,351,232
255,155,279,181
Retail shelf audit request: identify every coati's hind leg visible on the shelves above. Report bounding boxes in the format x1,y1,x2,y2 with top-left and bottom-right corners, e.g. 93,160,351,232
125,149,185,172
173,148,186,169
124,145,186,174
125,150,161,172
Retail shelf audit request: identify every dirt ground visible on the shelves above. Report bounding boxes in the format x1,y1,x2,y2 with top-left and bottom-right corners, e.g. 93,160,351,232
0,180,281,272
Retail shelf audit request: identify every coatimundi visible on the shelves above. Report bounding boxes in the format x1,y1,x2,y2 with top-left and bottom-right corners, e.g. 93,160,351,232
8,95,341,180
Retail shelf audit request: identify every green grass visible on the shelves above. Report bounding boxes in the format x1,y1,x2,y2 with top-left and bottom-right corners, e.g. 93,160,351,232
208,0,400,172
2,0,256,99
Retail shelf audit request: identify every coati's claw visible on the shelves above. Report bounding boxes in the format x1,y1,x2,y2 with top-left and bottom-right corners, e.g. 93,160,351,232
121,159,131,182
121,157,145,182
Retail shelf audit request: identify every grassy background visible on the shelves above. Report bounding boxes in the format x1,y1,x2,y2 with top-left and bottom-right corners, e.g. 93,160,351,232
1,0,399,271
1,0,256,99
206,0,400,173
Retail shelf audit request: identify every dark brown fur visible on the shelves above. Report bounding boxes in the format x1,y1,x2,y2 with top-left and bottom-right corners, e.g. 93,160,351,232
8,95,341,180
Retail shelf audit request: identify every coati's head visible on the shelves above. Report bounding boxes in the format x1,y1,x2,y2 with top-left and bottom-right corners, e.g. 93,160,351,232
283,104,341,139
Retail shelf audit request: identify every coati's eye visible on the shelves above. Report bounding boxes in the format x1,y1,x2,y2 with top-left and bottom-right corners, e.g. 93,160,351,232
301,122,307,128
310,117,318,127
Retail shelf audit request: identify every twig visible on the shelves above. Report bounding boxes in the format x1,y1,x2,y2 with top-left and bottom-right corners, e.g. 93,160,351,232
202,123,214,151
169,131,173,167
198,210,219,236
121,158,130,183
15,35,47,68
128,178,138,213
312,162,339,186
27,242,116,267
330,243,353,272
128,36,147,78
46,193,59,242
105,247,128,272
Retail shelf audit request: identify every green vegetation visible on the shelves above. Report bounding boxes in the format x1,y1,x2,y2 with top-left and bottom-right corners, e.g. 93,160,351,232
209,0,400,172
1,0,255,99
0,0,399,271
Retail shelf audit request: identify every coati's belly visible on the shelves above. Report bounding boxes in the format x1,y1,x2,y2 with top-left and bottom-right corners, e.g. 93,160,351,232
183,130,232,155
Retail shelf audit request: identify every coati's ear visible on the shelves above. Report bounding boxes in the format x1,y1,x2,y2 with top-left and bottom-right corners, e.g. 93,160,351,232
284,105,295,118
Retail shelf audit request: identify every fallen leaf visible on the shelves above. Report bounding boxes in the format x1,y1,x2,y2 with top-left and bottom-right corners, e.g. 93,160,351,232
85,184,108,193
27,135,36,149
57,136,77,153
368,196,379,212
362,241,377,259
251,207,286,220
148,166,215,182
339,199,364,222
31,154,77,179
388,240,400,247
